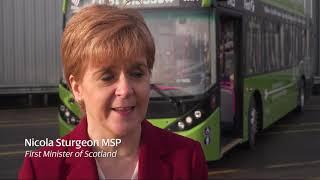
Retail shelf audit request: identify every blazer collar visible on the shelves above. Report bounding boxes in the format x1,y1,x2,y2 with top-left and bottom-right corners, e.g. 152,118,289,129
64,117,172,179
64,117,99,179
138,120,172,179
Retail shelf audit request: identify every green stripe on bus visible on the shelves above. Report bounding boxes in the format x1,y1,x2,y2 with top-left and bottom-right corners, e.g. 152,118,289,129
62,0,68,14
201,0,212,7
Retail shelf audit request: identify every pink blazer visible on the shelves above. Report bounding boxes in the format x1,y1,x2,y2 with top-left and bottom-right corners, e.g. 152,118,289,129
19,118,208,180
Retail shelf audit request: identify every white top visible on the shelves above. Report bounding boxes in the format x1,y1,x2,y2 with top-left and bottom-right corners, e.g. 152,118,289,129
95,159,139,180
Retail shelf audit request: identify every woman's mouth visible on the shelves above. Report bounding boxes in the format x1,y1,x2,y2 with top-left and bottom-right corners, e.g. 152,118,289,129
112,106,135,116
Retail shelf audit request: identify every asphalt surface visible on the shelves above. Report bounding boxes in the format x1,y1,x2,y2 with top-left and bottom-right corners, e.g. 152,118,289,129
0,96,320,179
0,108,59,179
209,96,320,179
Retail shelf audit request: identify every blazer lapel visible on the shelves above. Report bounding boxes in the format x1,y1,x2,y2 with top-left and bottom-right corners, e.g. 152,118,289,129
62,118,172,179
138,120,172,180
65,157,98,180
64,117,99,180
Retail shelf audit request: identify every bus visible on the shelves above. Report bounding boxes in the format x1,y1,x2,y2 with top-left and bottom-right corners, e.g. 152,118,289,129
58,0,314,161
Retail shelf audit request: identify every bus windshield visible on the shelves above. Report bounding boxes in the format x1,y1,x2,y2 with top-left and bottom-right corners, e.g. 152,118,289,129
142,9,214,97
65,0,107,21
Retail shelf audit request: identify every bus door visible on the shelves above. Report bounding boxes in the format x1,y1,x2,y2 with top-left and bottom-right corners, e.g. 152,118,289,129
218,16,242,153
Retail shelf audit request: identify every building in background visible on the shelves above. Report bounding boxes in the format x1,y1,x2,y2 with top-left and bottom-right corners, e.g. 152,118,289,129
0,0,62,97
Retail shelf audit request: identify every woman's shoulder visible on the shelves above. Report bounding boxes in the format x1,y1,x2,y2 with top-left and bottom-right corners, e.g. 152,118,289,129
141,120,208,180
142,120,202,150
30,129,76,152
19,128,88,179
22,133,74,166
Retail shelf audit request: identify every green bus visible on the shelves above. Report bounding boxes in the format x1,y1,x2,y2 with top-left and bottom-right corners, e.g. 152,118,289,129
58,0,314,161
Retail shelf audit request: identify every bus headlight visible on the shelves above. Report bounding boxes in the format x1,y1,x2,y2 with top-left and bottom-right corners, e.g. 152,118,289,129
185,116,193,125
59,104,80,125
194,110,202,119
166,94,217,132
167,108,205,131
65,110,70,117
60,105,66,112
177,121,185,130
59,82,81,126
70,117,76,124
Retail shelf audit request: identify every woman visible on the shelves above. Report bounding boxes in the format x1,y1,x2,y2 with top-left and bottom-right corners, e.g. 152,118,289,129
19,4,208,180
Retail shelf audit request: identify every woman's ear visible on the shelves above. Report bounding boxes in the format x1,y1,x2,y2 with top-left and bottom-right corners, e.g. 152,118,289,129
69,75,82,102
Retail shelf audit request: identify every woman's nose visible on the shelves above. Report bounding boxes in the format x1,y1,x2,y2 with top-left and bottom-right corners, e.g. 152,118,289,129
115,73,133,98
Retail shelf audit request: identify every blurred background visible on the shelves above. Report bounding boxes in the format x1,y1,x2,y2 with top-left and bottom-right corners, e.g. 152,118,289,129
0,0,62,178
0,0,62,108
0,0,320,179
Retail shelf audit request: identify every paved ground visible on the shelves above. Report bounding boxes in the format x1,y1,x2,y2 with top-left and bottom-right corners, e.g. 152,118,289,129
209,96,320,179
0,108,58,179
0,96,320,179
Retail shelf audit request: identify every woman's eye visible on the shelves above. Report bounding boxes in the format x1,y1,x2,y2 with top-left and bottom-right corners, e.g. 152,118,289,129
130,71,144,78
101,74,114,82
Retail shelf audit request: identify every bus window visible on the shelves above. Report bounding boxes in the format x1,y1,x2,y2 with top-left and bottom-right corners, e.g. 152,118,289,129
65,0,107,21
141,9,213,97
246,17,262,74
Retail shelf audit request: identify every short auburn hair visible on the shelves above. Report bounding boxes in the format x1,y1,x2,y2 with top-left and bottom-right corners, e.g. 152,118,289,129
61,4,155,88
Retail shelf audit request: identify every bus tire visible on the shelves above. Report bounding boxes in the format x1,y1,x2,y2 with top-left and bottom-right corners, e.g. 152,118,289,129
247,97,258,149
296,81,305,112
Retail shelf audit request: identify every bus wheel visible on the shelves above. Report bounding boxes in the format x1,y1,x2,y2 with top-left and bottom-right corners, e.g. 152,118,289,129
296,82,305,112
248,98,258,149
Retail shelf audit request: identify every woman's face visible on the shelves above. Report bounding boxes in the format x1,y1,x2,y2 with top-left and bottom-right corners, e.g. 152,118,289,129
70,57,150,137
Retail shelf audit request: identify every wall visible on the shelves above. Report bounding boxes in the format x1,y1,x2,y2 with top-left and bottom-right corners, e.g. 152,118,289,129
0,0,63,94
